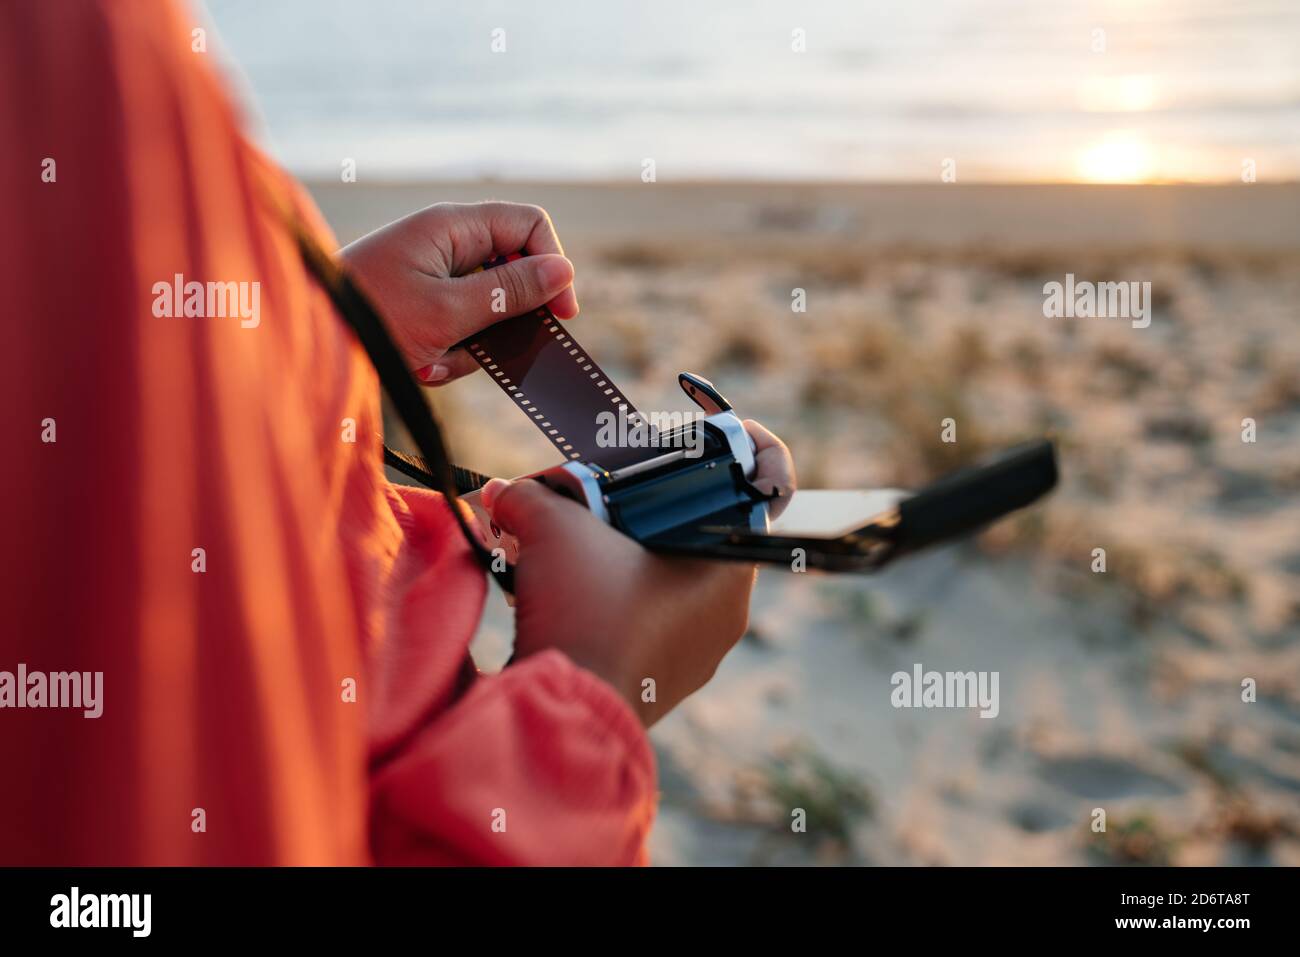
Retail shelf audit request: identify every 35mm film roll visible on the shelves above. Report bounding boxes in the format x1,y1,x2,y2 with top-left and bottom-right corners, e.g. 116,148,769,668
459,253,655,471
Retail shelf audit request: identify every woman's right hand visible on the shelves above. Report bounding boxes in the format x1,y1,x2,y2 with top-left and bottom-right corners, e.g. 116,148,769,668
481,419,795,727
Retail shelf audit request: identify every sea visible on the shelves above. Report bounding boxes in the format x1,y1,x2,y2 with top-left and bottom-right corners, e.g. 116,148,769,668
203,0,1300,182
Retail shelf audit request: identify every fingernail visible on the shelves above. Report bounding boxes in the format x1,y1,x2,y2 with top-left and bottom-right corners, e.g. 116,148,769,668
481,477,510,509
538,256,574,289
419,363,450,383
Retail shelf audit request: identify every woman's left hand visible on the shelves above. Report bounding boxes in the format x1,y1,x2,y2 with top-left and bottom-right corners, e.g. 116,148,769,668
339,201,579,384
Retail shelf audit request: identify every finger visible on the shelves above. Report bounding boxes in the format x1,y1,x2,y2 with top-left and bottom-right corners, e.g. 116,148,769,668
546,285,580,321
743,419,797,518
436,254,575,344
441,202,561,265
482,476,589,546
413,348,480,386
444,203,579,318
472,203,579,318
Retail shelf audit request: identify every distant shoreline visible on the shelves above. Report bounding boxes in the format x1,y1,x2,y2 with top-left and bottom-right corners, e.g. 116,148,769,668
306,180,1300,252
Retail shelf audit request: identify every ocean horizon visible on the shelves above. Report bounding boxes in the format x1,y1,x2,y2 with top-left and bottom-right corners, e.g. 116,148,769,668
204,0,1300,184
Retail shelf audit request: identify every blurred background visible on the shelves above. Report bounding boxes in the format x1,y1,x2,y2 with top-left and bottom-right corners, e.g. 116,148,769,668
206,0,1300,865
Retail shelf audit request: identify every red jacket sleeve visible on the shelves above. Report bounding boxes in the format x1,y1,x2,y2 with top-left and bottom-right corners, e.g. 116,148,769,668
371,651,657,866
366,486,658,866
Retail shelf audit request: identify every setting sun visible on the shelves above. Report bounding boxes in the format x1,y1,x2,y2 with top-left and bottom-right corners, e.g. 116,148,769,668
1075,133,1156,183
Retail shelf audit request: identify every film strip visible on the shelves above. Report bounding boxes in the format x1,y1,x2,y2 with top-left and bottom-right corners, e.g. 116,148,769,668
459,253,655,471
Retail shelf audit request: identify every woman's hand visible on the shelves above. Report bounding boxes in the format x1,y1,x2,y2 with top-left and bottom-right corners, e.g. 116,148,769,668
339,201,579,383
481,420,796,727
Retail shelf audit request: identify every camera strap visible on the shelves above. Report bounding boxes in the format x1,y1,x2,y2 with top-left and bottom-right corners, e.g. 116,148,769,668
285,214,515,592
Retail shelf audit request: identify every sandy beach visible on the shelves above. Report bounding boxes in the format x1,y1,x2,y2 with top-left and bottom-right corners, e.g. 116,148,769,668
311,180,1300,865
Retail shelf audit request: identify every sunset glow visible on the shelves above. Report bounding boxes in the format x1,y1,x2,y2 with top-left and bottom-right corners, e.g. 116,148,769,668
1075,133,1156,183
1077,74,1160,113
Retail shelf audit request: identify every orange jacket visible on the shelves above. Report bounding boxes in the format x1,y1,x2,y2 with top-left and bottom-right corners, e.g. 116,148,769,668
0,0,654,865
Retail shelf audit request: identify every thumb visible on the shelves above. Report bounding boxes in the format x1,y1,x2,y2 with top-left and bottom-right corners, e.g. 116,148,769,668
481,477,570,545
444,254,574,342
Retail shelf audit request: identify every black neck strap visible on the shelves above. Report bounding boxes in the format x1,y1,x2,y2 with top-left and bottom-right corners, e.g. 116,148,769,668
288,219,514,593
